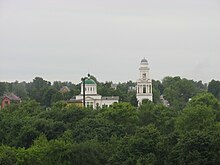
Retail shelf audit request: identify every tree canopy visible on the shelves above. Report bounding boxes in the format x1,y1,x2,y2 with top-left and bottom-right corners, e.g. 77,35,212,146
0,76,219,164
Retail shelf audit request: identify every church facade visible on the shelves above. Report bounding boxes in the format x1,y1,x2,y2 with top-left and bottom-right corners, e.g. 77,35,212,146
69,77,119,109
69,58,152,108
136,58,153,105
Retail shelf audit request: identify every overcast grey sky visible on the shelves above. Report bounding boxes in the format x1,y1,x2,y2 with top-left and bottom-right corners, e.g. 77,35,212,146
0,0,220,83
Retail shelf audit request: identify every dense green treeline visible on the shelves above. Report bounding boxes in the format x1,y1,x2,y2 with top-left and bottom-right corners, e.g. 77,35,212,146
0,75,212,108
0,92,220,164
1,76,220,164
0,77,138,107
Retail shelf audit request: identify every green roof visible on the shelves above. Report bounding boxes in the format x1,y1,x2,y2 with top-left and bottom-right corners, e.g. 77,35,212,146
85,78,96,85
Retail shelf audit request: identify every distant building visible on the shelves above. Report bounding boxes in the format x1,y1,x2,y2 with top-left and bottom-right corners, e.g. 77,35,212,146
136,58,153,105
128,86,136,92
111,83,118,90
60,86,70,94
160,95,170,107
67,98,83,107
1,93,21,109
68,76,119,108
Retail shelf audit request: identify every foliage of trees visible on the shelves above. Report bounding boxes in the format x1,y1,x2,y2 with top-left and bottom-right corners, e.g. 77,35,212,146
162,76,207,110
0,76,220,164
208,79,220,100
0,77,80,107
0,92,219,164
0,76,138,107
0,75,210,109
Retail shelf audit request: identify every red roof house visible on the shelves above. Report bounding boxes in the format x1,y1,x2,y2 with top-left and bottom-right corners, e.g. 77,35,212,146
1,93,21,109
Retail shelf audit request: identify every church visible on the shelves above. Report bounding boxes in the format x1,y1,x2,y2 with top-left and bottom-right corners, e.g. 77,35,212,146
68,76,119,109
68,58,152,108
136,58,153,105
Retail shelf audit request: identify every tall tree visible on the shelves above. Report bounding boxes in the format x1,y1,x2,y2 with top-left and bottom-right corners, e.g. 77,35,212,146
0,82,7,96
208,79,220,99
26,77,51,105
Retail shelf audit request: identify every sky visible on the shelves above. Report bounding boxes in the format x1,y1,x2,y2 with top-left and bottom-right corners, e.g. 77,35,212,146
0,0,220,84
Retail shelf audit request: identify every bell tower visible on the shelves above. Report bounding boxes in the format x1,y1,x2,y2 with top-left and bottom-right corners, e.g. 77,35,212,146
136,58,153,105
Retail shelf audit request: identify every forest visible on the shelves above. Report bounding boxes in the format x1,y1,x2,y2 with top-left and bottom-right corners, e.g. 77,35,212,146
0,76,220,165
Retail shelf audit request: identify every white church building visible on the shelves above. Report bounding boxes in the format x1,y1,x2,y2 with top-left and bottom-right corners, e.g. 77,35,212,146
69,58,152,108
69,76,119,108
136,58,153,105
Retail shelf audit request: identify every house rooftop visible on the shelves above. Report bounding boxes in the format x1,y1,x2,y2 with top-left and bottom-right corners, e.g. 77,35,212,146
3,93,21,101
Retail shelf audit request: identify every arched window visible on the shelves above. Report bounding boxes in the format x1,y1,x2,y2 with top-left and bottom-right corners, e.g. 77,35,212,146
143,85,146,93
143,73,146,80
96,103,99,108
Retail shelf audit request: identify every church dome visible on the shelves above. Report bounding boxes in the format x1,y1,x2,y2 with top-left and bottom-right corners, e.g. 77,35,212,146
85,78,96,85
141,58,148,63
